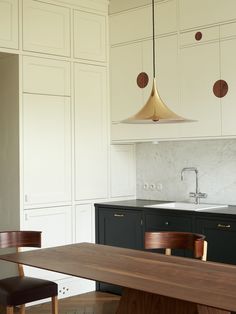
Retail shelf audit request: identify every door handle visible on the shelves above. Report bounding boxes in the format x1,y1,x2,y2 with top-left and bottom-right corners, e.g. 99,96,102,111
217,223,231,229
114,214,124,217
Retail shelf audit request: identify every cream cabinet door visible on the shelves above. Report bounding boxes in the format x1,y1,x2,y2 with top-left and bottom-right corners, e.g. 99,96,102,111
74,10,106,62
23,94,72,207
23,206,72,280
110,145,136,198
179,41,221,138
0,0,18,49
111,35,180,141
23,0,70,56
74,63,108,200
23,56,70,96
179,0,236,31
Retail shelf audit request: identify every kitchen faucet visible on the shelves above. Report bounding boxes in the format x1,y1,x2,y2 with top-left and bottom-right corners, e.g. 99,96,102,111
181,167,207,204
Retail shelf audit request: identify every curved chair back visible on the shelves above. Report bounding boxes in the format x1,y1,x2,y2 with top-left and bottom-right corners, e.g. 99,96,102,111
145,231,207,261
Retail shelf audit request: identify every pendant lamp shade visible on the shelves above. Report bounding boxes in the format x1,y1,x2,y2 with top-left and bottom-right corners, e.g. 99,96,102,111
121,0,195,124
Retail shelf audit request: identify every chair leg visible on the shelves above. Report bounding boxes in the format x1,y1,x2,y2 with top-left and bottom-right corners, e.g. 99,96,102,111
6,306,14,314
19,304,25,314
51,296,58,314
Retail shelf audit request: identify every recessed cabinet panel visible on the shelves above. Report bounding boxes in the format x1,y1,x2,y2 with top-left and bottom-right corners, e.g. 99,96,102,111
111,42,143,122
23,0,70,56
74,63,108,200
110,1,177,46
74,10,106,62
75,204,94,243
0,0,18,49
23,94,72,207
110,145,136,198
23,56,70,96
179,42,221,137
179,0,236,31
23,206,72,280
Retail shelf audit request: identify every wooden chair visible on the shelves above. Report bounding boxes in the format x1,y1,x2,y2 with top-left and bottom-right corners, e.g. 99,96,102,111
145,231,207,261
0,231,58,314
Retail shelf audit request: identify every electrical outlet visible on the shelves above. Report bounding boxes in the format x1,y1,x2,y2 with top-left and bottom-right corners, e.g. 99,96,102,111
58,286,70,297
149,183,156,190
156,183,163,192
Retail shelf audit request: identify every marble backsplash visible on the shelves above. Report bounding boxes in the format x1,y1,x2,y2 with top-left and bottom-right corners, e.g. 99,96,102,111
136,139,236,205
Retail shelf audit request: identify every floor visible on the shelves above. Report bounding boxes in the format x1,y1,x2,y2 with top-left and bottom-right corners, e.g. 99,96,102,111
0,292,120,314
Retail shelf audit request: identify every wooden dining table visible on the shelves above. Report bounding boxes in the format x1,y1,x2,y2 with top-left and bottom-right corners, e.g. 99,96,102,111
0,242,236,314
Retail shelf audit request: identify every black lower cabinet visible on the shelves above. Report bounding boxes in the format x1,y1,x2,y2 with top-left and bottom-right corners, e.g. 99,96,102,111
196,217,236,264
95,207,143,294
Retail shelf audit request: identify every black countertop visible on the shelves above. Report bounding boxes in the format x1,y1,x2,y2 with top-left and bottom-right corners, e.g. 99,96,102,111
95,199,236,216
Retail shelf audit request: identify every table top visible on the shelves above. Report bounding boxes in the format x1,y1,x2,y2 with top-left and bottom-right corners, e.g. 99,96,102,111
1,243,236,311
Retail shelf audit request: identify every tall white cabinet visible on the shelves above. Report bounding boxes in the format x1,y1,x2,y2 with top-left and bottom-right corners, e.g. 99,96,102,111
0,0,111,299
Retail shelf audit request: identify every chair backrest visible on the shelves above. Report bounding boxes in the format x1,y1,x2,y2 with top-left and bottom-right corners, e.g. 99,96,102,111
0,231,42,277
145,231,207,261
0,231,41,249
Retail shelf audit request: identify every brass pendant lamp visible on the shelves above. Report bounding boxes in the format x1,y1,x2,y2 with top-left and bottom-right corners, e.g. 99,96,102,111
122,0,194,124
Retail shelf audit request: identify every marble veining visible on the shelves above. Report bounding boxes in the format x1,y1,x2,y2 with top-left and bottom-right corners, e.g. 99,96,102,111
136,139,236,205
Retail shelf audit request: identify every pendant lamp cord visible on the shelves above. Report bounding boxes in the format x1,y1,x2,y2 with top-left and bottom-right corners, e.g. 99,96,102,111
152,0,156,78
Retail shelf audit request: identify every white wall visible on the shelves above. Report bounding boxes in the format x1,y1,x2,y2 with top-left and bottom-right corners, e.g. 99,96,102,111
136,139,236,205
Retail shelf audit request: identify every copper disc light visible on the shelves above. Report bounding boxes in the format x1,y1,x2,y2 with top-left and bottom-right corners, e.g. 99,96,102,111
122,0,195,124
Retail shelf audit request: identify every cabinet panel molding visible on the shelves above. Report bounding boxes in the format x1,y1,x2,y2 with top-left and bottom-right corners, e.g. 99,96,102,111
74,10,106,62
23,94,72,207
74,63,108,200
23,0,70,56
23,56,70,96
0,0,18,49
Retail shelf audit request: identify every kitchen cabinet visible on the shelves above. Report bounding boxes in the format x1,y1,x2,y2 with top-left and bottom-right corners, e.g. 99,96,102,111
179,0,236,31
23,94,72,208
95,206,143,294
74,10,106,62
110,145,136,198
23,56,71,96
23,0,70,56
196,216,236,264
23,206,72,281
111,35,180,142
74,63,108,201
95,200,236,294
0,0,18,49
179,29,221,138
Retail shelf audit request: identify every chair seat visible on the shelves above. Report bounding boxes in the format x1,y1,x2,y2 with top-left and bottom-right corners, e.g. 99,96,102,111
0,276,57,306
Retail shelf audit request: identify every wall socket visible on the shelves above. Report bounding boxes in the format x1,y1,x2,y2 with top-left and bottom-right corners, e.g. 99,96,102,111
143,182,163,191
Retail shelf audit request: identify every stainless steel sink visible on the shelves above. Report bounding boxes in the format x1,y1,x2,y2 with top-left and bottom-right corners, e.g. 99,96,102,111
145,202,228,211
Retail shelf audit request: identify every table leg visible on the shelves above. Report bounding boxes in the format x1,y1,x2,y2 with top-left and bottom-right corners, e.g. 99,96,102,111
116,288,231,314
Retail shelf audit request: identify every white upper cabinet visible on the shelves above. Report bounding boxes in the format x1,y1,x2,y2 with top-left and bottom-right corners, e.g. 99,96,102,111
74,10,106,62
74,63,108,200
23,56,70,96
0,0,18,49
179,0,236,31
110,0,177,46
23,0,70,56
23,94,72,207
179,34,221,137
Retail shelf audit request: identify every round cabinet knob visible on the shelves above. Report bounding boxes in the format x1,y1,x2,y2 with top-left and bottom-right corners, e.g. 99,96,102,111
137,72,149,88
195,31,202,41
165,221,169,226
213,80,228,98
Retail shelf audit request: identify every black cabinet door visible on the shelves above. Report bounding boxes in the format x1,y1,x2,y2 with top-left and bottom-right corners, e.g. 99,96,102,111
196,217,236,264
96,207,143,294
145,212,193,257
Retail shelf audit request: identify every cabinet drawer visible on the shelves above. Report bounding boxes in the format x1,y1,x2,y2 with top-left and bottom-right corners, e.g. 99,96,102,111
180,26,219,47
23,56,70,96
145,213,192,231
23,0,70,56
